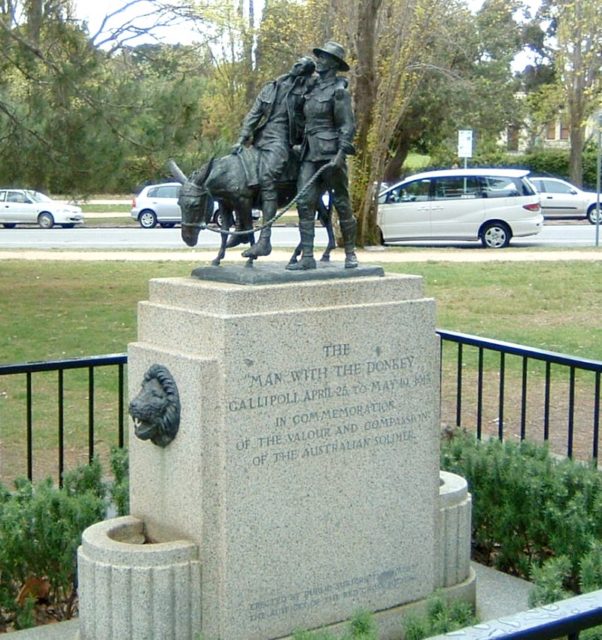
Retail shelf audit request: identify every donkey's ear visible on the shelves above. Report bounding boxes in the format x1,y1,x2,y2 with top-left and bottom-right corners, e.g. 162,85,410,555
192,157,215,186
168,159,187,184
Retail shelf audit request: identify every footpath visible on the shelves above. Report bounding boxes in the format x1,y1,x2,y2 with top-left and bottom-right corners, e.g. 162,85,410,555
0,247,601,262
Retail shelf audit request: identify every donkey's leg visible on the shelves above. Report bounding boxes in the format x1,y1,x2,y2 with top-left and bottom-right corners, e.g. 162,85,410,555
213,207,235,265
212,232,227,266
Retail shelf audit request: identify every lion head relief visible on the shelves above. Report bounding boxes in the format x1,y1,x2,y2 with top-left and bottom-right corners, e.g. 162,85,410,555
129,364,180,447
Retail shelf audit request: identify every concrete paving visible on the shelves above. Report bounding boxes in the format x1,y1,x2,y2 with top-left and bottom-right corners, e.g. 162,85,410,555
0,247,601,263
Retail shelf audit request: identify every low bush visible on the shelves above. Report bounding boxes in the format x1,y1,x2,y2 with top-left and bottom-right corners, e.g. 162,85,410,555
403,593,477,640
293,611,377,640
441,430,602,592
0,449,128,631
291,596,476,640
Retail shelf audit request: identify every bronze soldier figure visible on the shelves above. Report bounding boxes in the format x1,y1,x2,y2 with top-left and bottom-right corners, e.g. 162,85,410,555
286,41,358,271
232,56,316,259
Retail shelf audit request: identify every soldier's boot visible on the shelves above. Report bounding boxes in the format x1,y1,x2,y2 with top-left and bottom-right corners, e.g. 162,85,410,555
242,200,276,258
340,218,359,269
226,218,250,249
286,219,316,270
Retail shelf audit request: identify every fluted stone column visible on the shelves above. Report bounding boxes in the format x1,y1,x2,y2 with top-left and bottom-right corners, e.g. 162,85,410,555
78,516,201,640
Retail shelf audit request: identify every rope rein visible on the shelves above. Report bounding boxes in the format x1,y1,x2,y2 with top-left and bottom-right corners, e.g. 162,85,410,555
180,161,332,237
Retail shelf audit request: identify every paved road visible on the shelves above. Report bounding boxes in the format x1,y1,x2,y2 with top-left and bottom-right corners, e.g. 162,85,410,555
0,226,321,250
1,224,601,250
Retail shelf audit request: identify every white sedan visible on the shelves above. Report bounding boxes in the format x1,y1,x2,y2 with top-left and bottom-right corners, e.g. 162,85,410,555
529,177,601,224
0,189,84,229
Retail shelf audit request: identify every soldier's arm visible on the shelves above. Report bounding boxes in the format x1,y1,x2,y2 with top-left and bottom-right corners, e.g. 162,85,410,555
333,84,356,156
330,84,356,167
237,82,275,143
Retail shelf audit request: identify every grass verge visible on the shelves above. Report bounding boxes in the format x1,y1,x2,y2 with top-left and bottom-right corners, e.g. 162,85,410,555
2,260,600,362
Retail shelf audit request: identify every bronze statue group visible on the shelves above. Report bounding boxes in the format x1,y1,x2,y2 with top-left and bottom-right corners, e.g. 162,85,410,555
171,42,358,270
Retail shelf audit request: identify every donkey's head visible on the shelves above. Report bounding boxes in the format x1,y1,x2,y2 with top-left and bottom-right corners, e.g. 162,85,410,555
168,159,215,247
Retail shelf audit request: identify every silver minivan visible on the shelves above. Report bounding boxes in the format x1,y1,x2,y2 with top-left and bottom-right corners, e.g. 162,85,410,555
377,168,543,248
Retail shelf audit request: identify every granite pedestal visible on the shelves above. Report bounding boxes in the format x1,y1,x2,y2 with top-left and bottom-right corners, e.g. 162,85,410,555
79,266,475,640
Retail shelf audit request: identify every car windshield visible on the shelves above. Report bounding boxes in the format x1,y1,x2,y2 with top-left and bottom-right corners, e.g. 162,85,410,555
25,190,52,203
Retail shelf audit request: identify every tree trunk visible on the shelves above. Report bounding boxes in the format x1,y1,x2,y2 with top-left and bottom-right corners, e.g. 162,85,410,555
26,0,43,46
568,124,584,187
383,137,413,184
352,0,383,246
239,0,256,105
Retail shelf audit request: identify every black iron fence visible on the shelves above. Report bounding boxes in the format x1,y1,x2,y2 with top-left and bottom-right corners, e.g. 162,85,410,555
1,330,601,485
439,330,602,464
0,354,127,486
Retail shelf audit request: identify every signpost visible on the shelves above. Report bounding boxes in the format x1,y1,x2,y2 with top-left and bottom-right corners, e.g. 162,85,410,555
458,130,473,169
596,111,602,247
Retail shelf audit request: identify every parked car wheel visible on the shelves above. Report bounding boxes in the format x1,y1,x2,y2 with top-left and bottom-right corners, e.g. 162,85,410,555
38,212,55,229
138,210,158,228
2,223,16,229
210,207,225,227
587,205,602,225
480,222,511,248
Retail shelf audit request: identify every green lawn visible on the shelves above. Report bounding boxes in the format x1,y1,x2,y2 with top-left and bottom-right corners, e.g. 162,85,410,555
1,260,600,362
79,204,130,214
1,259,601,481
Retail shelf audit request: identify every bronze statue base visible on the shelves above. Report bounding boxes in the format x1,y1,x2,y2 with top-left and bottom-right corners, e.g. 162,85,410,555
190,262,384,285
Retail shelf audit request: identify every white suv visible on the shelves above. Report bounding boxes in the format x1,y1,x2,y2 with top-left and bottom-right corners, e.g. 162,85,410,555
529,176,601,224
377,168,543,248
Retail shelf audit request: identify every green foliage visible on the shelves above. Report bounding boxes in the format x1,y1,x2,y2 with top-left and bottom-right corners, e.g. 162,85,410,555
580,542,602,593
292,599,474,640
14,596,36,631
0,454,127,627
109,446,130,516
528,556,572,607
528,542,602,622
403,593,478,640
528,543,602,639
442,431,602,588
293,611,377,639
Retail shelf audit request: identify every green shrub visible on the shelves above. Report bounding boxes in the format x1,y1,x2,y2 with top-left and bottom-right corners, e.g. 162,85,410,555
528,546,602,640
580,542,602,593
293,611,377,639
441,431,602,585
403,593,478,640
0,453,128,629
528,556,573,607
109,446,130,516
